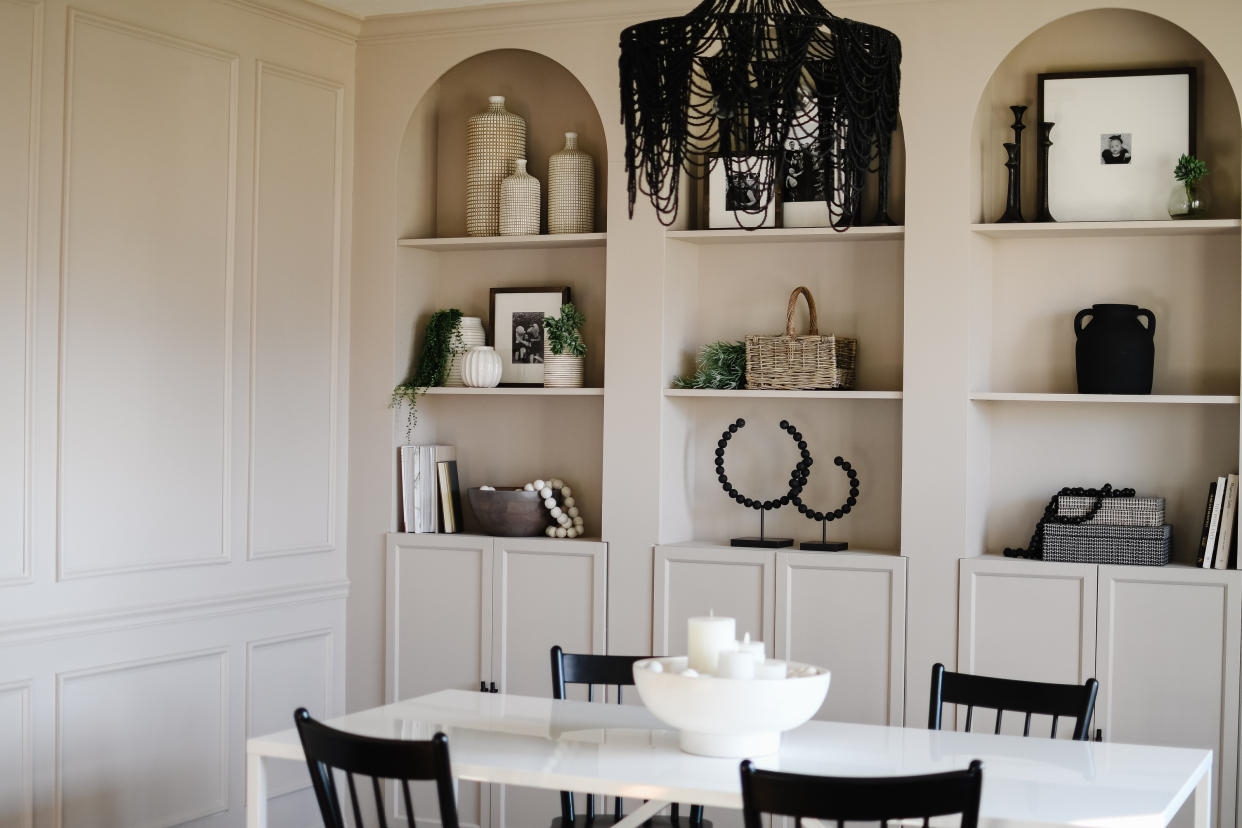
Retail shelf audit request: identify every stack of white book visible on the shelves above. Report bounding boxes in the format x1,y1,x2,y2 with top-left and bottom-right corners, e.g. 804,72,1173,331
1198,473,1240,569
399,445,456,533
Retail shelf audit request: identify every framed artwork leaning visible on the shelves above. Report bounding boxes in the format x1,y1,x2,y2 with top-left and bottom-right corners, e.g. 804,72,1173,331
1038,68,1195,221
488,286,571,386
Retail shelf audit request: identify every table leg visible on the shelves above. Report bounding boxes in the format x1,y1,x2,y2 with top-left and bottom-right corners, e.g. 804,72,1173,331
611,798,670,828
247,752,268,828
1193,768,1211,828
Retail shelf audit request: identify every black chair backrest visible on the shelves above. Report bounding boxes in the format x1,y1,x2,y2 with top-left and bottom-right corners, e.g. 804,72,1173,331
740,758,984,828
928,663,1099,741
294,707,460,828
550,646,703,827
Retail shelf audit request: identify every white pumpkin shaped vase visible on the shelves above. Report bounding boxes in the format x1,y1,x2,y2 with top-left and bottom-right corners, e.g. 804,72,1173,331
462,346,503,388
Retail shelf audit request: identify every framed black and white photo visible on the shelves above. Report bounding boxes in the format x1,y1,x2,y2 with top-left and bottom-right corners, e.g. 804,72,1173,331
780,93,839,228
709,155,776,228
488,287,570,386
1038,68,1195,221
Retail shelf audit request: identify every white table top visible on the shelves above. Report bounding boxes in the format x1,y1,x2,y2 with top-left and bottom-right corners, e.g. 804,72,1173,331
249,689,1211,827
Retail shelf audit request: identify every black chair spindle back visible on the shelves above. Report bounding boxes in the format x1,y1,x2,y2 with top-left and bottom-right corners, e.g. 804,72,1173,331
928,663,1099,741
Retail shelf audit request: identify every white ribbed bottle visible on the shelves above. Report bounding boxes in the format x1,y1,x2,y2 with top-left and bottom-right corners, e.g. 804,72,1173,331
548,131,595,234
445,317,486,387
500,159,541,236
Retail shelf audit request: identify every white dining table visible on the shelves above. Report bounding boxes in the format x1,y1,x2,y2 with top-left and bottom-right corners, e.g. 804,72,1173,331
246,689,1212,828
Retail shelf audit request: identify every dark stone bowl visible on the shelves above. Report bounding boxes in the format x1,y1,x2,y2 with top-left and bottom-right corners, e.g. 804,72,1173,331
467,488,551,537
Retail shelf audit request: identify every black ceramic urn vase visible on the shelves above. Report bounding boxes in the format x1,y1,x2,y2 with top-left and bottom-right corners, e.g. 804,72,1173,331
1074,304,1155,394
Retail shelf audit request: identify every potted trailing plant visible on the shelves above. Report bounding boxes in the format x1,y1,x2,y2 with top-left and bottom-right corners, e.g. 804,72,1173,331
1169,153,1208,219
391,309,464,438
542,303,586,388
673,340,747,390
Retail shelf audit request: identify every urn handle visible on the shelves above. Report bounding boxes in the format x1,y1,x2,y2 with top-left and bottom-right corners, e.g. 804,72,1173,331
1073,309,1092,337
1136,308,1156,337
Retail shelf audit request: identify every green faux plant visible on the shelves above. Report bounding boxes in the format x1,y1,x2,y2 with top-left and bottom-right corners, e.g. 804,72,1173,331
542,303,587,358
391,308,464,438
673,340,747,390
1174,153,1208,185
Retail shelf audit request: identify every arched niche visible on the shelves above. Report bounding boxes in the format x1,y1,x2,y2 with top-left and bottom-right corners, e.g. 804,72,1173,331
970,8,1240,223
396,49,609,239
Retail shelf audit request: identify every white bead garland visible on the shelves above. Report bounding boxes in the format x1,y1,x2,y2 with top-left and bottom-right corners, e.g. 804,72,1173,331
515,476,585,540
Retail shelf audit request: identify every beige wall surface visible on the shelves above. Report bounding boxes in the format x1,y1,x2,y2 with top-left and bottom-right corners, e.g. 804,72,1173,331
350,0,1242,734
0,0,357,824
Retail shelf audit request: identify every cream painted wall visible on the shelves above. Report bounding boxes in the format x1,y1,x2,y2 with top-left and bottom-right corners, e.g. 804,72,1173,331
0,0,357,825
349,0,1242,736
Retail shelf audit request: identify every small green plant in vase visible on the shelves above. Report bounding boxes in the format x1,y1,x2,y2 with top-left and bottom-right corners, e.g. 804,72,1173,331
1169,153,1208,219
542,303,586,388
391,309,464,438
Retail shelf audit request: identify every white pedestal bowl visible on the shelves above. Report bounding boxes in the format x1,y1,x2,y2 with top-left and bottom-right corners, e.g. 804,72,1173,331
632,657,830,758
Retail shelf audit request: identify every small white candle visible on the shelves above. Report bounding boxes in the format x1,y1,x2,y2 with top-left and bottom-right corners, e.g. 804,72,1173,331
717,649,756,679
687,613,736,674
737,632,766,662
754,659,788,680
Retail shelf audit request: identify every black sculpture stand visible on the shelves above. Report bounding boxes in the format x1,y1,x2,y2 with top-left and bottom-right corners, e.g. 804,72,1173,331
800,514,848,551
732,510,793,549
1035,121,1056,222
996,105,1027,223
872,135,897,226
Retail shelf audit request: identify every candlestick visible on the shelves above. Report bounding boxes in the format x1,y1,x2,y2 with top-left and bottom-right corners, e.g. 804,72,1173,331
716,649,756,679
754,659,788,680
687,614,735,674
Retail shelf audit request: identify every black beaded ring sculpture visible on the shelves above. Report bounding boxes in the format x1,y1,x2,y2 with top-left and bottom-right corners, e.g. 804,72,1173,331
788,436,860,551
717,417,806,549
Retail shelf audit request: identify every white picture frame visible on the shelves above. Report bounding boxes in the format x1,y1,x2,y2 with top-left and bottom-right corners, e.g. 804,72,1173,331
709,156,776,229
1039,68,1194,221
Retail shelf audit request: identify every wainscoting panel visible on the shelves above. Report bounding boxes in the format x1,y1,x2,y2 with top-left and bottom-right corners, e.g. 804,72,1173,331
57,10,239,579
56,649,229,828
0,681,33,828
0,0,40,585
248,62,343,560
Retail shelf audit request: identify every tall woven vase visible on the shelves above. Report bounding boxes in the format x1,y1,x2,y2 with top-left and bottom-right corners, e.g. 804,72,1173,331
500,159,540,236
466,96,526,237
548,131,595,234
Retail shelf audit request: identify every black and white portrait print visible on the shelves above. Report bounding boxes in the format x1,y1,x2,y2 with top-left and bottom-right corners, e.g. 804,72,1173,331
725,169,763,211
783,145,825,202
1100,133,1133,165
511,311,544,364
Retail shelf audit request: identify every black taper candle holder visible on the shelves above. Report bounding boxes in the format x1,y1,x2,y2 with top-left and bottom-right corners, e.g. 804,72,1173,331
1035,121,1056,222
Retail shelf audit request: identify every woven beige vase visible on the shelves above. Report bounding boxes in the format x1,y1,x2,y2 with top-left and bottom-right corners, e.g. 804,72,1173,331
466,96,526,237
548,131,595,234
542,339,584,388
500,159,541,236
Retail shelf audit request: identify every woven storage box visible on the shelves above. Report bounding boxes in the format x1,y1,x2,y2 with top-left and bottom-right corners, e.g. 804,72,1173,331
1056,495,1165,527
746,286,856,391
1042,523,1171,566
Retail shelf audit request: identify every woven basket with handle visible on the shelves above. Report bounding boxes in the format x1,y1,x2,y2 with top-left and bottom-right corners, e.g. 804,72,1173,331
745,287,857,391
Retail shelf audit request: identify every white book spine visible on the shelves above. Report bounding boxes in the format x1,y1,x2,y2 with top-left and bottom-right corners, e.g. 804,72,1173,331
399,446,418,533
1204,475,1228,568
1215,473,1239,570
430,445,456,533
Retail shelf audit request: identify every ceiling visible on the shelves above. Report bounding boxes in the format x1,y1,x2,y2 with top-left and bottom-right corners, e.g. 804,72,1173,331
310,0,550,18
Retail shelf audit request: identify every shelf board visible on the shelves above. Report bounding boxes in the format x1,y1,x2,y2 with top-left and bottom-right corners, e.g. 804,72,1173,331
397,232,607,251
665,226,904,244
665,389,902,400
661,540,902,557
970,219,1241,239
970,392,1240,405
423,387,604,397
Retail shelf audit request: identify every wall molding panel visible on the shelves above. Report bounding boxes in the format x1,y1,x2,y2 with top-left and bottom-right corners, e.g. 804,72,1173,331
55,649,230,828
0,680,34,828
0,0,42,587
247,60,344,560
56,9,240,580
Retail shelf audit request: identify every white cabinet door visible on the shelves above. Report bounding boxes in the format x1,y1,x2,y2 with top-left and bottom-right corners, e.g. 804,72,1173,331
386,533,493,828
957,557,1097,737
1096,566,1240,828
653,545,776,657
774,552,906,726
491,537,607,828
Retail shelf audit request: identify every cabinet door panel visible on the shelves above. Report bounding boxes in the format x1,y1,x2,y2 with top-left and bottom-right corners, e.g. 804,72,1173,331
957,558,1096,737
775,552,906,725
386,534,491,828
653,546,775,658
491,538,607,828
1097,567,1240,828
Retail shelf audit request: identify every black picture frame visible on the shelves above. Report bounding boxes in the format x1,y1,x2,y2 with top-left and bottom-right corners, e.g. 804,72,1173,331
488,286,572,387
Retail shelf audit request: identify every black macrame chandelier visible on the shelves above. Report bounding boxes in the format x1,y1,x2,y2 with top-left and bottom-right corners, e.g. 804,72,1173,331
620,0,902,230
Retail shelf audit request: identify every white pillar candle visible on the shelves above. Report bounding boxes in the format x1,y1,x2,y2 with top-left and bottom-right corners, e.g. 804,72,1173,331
687,614,735,674
737,632,766,662
754,659,788,680
716,649,756,679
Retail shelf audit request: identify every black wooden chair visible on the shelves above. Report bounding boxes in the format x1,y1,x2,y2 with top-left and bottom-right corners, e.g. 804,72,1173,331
294,707,460,828
928,662,1099,740
740,758,984,828
550,646,709,828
